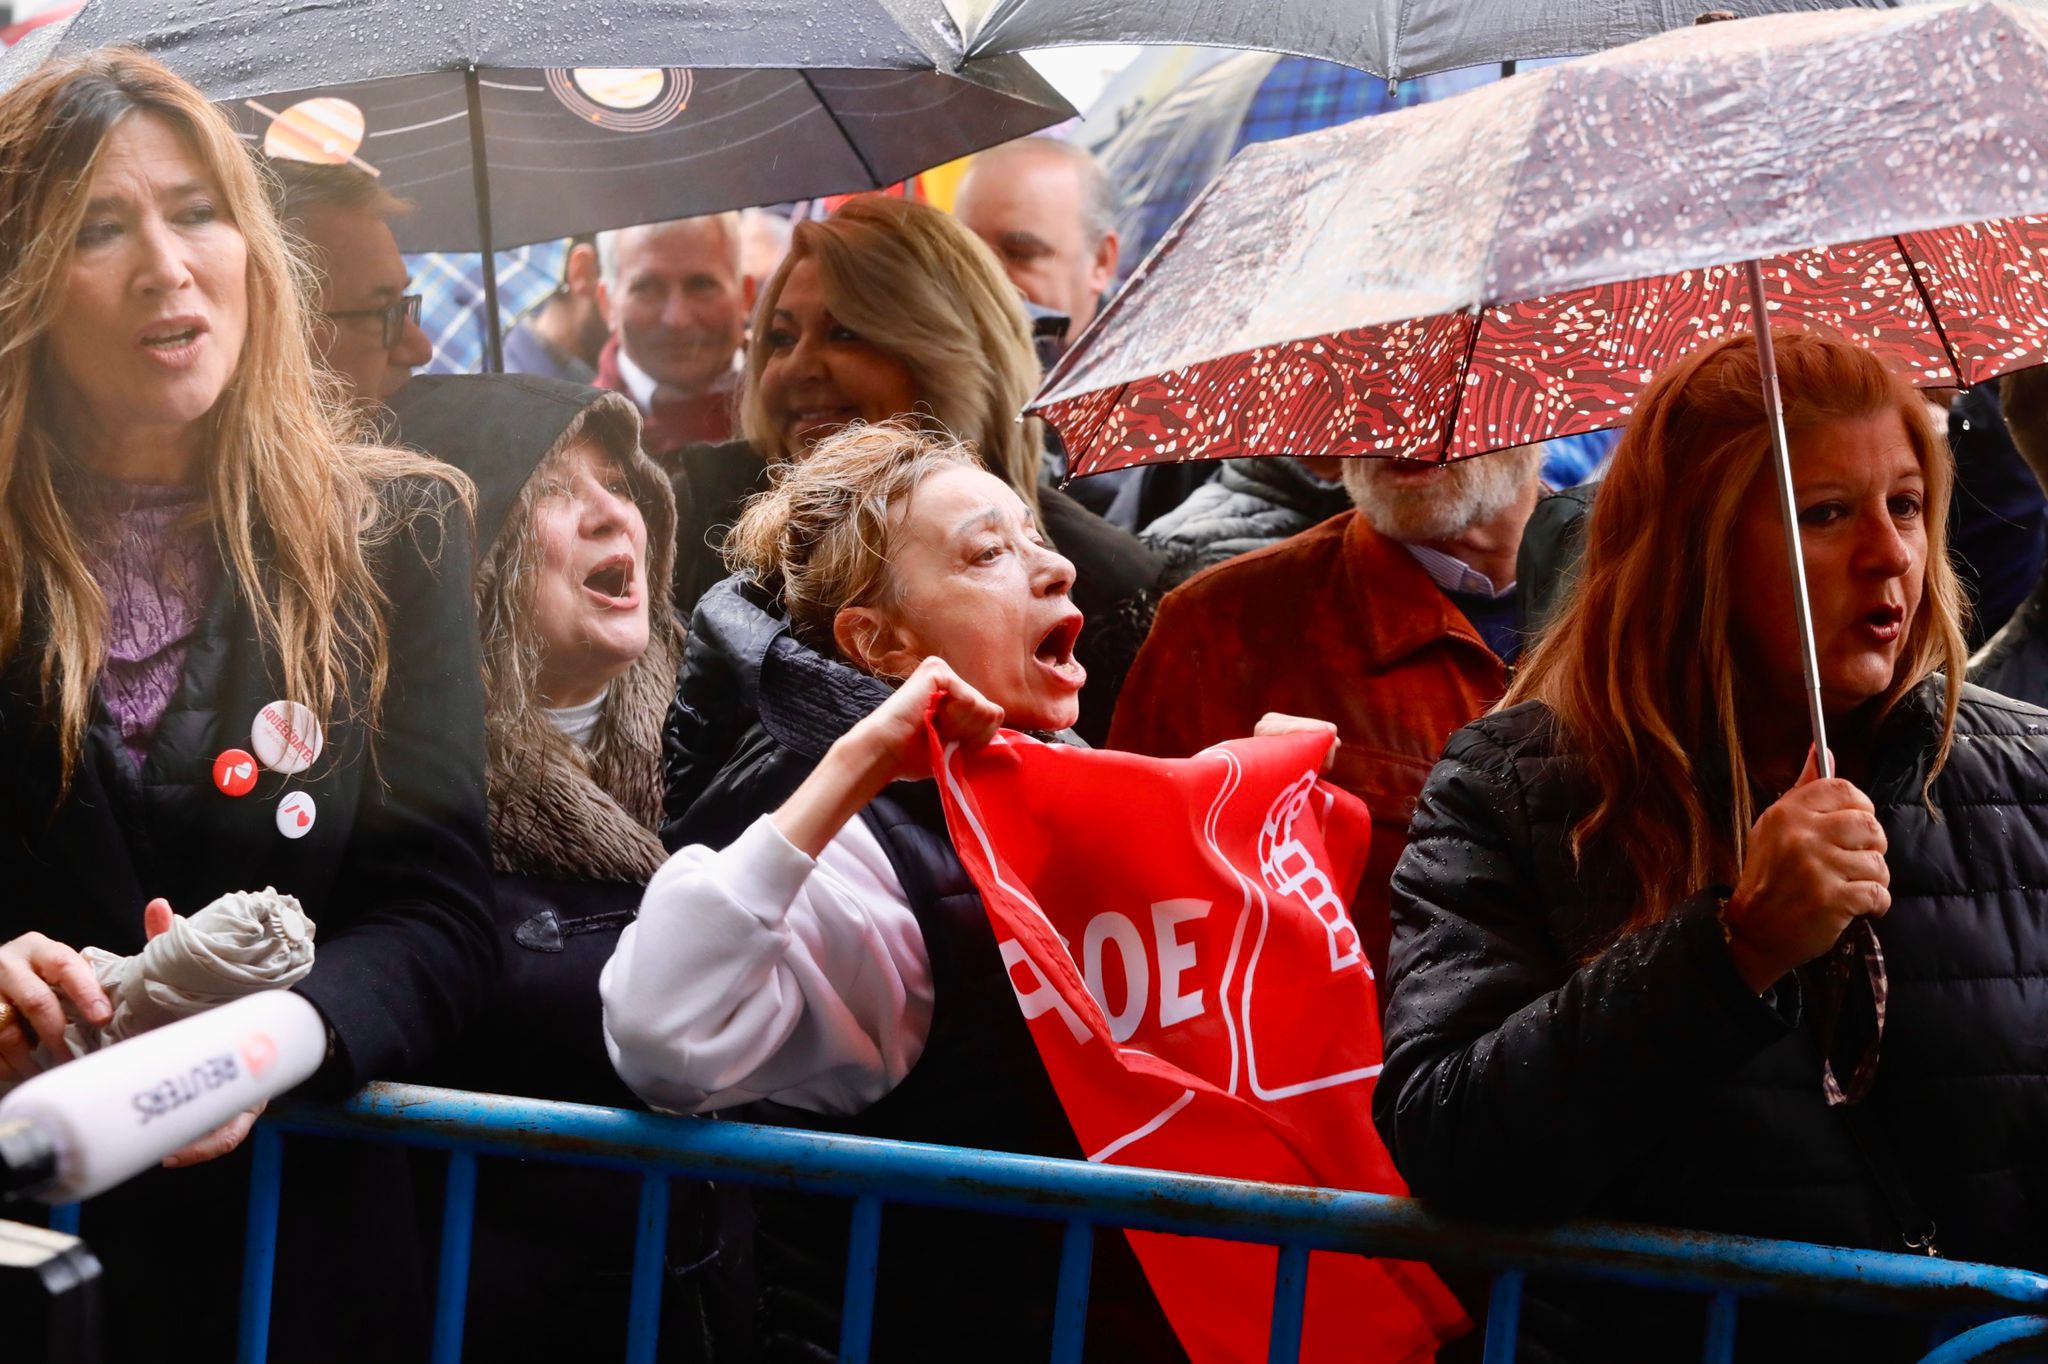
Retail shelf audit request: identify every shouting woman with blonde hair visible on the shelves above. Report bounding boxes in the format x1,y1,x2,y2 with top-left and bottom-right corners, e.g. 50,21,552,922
0,49,494,1358
669,194,1164,744
610,420,1261,1359
1374,328,2048,1360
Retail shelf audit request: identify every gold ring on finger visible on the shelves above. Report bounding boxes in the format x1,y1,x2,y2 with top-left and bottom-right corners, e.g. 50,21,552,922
0,1001,16,1035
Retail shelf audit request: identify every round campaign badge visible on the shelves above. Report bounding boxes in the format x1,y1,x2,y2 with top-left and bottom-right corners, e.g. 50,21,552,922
275,791,317,840
212,748,259,798
252,700,323,776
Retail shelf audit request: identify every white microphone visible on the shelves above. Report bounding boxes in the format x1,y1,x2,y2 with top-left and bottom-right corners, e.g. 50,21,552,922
0,991,326,1203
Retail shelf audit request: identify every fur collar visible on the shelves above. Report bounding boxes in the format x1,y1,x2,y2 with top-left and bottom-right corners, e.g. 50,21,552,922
487,614,680,883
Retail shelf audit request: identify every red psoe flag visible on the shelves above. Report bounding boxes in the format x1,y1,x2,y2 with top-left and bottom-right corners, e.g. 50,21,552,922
929,727,1467,1362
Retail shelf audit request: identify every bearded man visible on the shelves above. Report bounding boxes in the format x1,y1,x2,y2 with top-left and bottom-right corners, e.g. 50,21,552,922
1109,447,1545,984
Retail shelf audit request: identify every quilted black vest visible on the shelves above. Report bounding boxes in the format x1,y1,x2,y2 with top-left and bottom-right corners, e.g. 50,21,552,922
662,579,1180,1359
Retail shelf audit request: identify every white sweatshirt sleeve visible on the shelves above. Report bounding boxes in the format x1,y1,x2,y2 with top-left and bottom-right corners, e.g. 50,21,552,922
600,813,934,1116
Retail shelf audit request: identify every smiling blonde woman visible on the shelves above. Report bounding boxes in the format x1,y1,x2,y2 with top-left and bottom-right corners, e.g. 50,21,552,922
668,195,1165,746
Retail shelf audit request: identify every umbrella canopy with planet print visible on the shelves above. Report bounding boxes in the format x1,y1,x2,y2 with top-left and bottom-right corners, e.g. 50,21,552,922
0,0,1071,365
213,59,1065,251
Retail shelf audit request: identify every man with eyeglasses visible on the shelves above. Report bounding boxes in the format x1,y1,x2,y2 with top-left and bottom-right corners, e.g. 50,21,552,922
265,158,433,410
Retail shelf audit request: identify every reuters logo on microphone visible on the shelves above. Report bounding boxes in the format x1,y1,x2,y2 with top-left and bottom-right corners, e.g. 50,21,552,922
241,1031,279,1081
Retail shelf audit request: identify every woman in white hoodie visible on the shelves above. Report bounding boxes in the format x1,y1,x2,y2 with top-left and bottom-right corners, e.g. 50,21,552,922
602,421,1321,1360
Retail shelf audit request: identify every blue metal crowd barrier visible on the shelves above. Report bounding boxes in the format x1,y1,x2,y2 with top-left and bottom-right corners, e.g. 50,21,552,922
58,1082,2048,1364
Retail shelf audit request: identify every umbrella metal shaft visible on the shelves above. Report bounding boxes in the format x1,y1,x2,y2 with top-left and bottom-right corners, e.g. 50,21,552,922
463,65,503,374
1744,259,1832,780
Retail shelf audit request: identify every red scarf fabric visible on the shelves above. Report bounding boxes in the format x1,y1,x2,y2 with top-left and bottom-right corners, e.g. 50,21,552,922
593,334,735,457
929,726,1467,1362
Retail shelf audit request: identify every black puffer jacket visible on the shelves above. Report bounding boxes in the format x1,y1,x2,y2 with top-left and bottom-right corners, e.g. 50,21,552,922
661,576,835,852
1515,483,1597,636
1140,457,1350,583
1375,680,2048,1362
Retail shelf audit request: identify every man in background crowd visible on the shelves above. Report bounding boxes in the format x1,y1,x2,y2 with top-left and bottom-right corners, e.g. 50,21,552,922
1111,448,1546,983
594,213,751,465
267,158,432,411
955,136,1209,530
504,234,606,384
954,137,1120,359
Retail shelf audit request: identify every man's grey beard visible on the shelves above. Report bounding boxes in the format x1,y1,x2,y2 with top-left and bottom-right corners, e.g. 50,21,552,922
1341,445,1543,544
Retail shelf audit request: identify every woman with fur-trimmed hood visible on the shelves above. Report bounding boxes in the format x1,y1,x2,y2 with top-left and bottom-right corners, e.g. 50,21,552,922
387,374,740,1361
392,375,678,1089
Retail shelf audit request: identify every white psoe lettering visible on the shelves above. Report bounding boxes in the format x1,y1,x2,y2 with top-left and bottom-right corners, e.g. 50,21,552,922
1001,937,1090,1044
1078,899,1211,1043
1152,899,1208,1027
1083,912,1148,1041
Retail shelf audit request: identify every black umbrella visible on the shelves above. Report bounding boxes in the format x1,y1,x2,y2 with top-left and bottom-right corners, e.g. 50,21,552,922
2,0,1070,367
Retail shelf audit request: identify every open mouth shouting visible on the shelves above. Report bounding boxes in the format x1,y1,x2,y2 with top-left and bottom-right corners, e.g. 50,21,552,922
582,552,640,610
1859,602,1905,645
1033,612,1087,691
137,314,211,368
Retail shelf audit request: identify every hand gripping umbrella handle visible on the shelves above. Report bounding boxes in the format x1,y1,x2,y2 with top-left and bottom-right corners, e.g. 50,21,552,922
1745,262,1896,1104
1744,260,1834,781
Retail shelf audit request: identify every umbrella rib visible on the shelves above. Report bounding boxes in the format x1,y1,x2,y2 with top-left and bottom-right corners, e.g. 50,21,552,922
1059,379,1133,484
1037,169,1237,405
1434,307,1485,463
1894,235,1965,385
798,69,884,189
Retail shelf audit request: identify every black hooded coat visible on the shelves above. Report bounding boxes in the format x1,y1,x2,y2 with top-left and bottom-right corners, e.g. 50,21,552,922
387,374,745,1362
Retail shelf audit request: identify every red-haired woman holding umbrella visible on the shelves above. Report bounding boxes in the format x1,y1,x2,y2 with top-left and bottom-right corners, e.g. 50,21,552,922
1374,328,2048,1358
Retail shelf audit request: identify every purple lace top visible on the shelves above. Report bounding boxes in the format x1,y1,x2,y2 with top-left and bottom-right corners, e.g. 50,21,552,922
78,477,217,771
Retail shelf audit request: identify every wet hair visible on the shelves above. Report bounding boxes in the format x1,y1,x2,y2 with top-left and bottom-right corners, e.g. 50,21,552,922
0,48,465,787
1505,329,1967,940
262,156,411,226
724,421,983,657
739,196,1045,514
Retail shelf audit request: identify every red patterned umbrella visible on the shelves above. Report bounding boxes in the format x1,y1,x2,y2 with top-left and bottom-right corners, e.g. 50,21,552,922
1033,0,2048,788
1034,1,2048,1103
1041,221,2048,474
1034,3,2048,478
